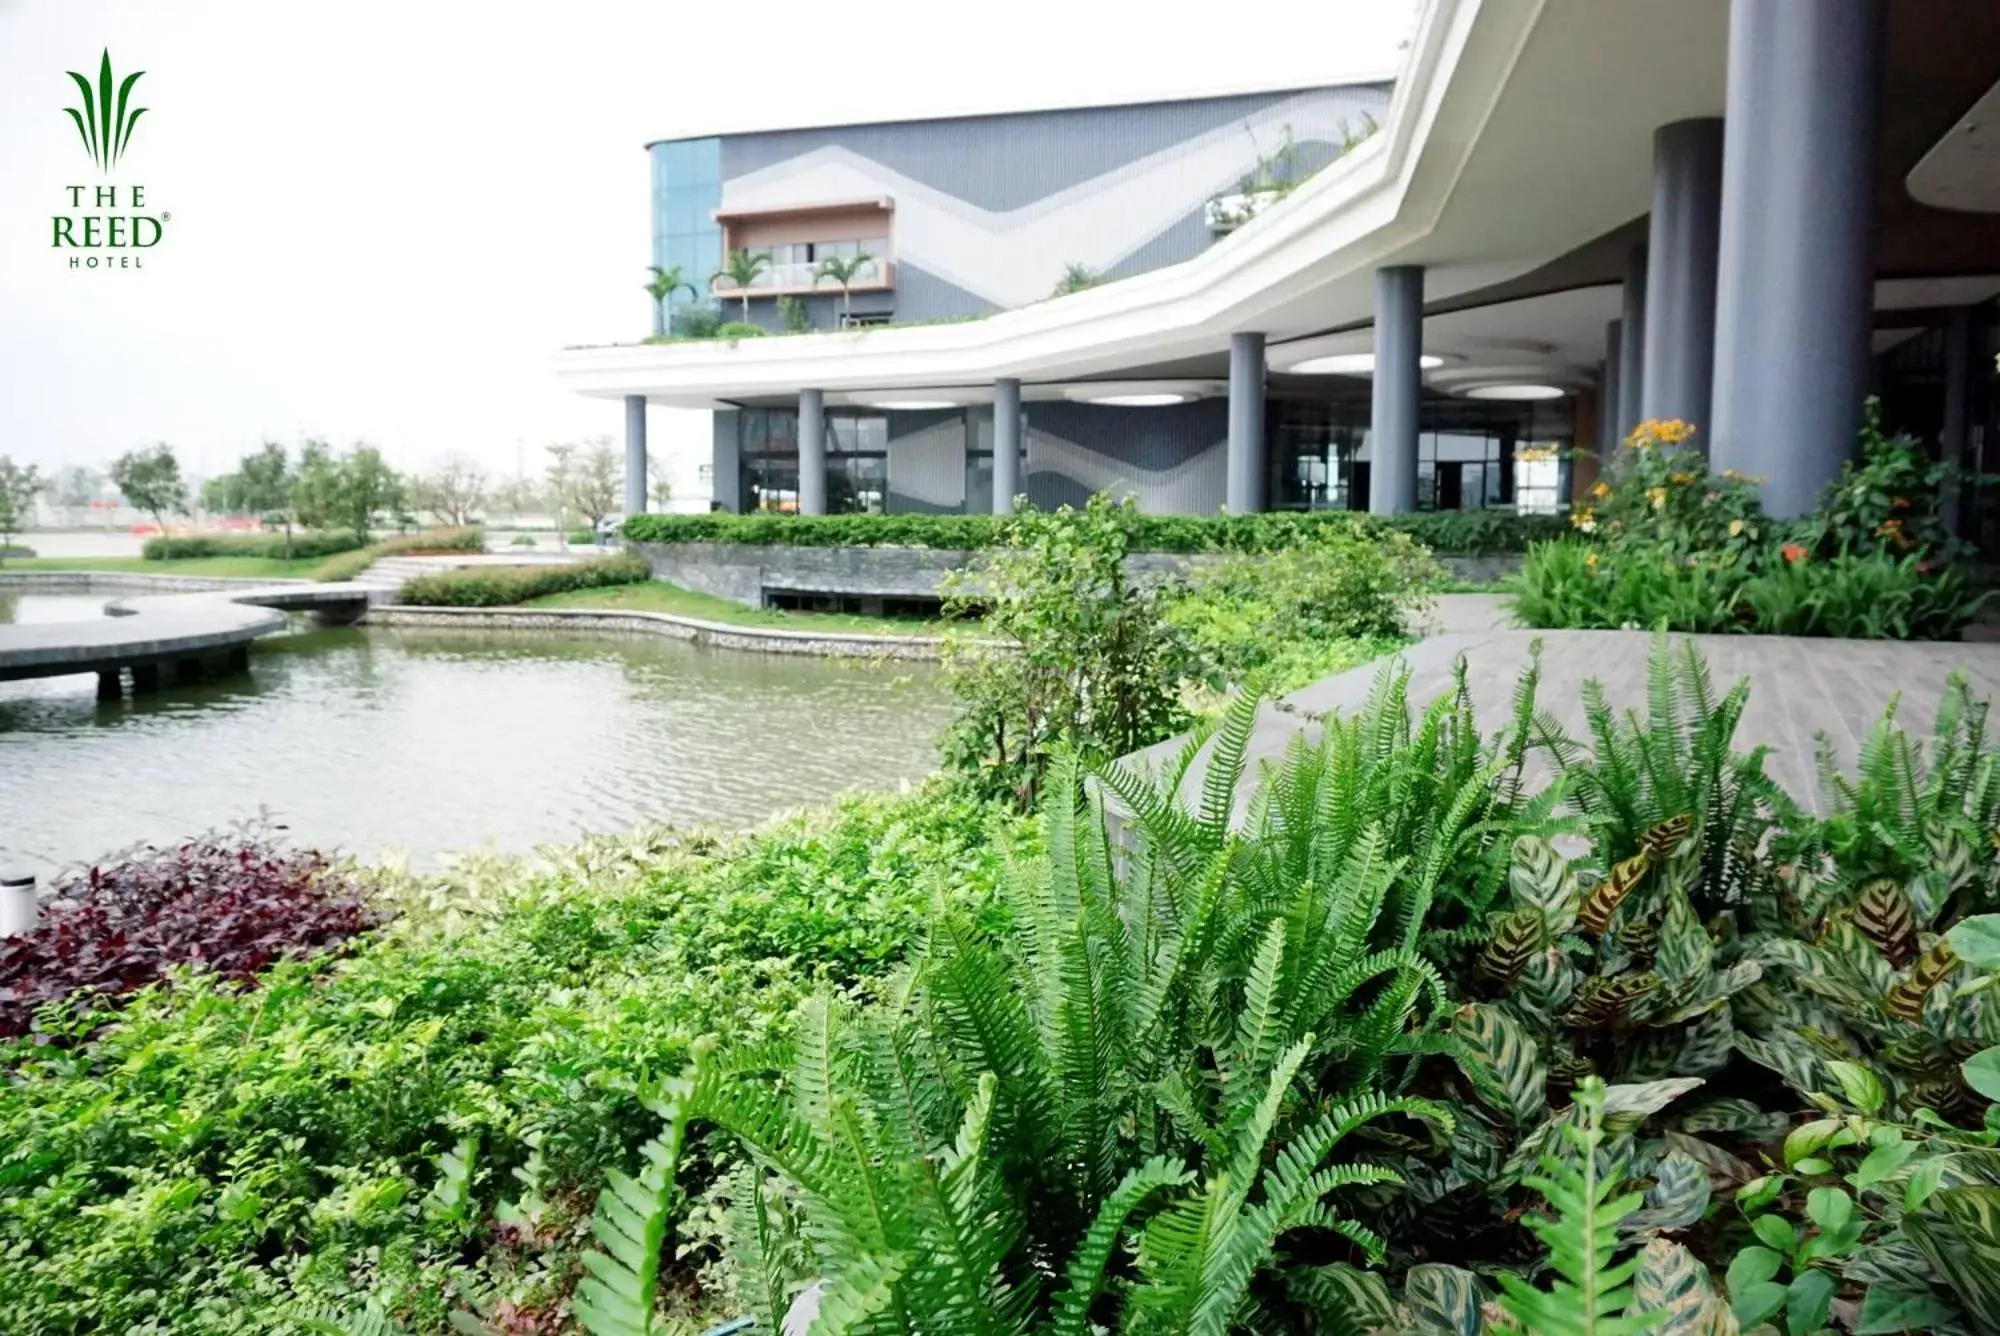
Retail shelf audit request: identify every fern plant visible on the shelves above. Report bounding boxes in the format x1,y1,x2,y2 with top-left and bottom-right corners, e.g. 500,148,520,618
571,1079,695,1336
571,708,1461,1333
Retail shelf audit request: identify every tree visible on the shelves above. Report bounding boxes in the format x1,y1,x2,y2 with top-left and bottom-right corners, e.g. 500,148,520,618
410,453,488,527
643,265,696,337
290,438,341,531
332,445,403,541
237,442,295,556
487,472,545,521
813,251,874,325
647,455,673,510
43,464,102,524
545,438,621,530
110,443,187,538
200,472,248,515
710,249,771,322
0,456,43,564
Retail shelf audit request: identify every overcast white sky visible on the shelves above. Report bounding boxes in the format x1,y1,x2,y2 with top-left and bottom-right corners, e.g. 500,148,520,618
0,0,1418,482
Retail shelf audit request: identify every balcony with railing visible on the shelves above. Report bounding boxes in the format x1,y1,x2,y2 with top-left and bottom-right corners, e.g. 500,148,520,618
713,253,892,297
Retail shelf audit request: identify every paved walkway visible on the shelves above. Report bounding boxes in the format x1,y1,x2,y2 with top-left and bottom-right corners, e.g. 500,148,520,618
0,581,379,682
1125,624,2000,818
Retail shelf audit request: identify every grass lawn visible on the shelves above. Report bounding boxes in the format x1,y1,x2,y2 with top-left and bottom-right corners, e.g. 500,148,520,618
1,555,327,579
524,579,956,637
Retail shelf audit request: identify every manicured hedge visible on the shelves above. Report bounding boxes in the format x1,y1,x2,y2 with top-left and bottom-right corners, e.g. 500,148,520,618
144,530,366,560
397,553,648,606
622,508,1564,556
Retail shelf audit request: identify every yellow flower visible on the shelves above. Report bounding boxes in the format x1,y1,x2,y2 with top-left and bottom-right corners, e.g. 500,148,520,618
1647,486,1667,509
1570,506,1595,529
1591,481,1611,500
1728,518,1744,537
1584,550,1599,569
1670,471,1696,486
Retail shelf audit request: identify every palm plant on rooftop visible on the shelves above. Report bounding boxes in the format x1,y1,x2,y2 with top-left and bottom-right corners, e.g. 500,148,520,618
813,251,874,325
642,264,695,337
711,249,772,323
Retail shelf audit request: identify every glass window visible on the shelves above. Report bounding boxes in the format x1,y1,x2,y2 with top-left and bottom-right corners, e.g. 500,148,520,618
689,137,721,186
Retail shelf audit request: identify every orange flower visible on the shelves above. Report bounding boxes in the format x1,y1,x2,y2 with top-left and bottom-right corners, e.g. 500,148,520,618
1782,542,1808,565
1891,496,1910,510
1591,481,1611,500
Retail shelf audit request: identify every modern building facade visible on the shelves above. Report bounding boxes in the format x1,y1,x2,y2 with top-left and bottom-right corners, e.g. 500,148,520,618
561,0,2000,546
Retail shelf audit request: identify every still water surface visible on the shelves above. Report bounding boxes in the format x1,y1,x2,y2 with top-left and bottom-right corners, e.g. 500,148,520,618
0,593,951,873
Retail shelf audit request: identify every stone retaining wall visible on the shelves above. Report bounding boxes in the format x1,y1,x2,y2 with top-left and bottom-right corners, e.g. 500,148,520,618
0,571,309,594
632,542,1520,608
362,604,948,660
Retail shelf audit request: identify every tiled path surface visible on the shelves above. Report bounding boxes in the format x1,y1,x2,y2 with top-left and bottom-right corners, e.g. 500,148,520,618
1126,618,2000,818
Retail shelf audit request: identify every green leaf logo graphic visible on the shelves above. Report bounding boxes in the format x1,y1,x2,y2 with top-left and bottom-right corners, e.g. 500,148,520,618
64,50,147,171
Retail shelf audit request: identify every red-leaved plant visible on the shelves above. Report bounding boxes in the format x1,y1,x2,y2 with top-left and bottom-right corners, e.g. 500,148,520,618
0,829,379,1038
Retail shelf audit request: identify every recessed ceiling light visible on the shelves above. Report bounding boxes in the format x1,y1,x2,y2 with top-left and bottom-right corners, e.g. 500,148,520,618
1082,392,1191,407
1286,353,1445,375
861,398,960,411
1462,383,1567,401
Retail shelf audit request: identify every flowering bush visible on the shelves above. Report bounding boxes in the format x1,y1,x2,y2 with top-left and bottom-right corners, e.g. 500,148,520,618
1518,414,1984,639
0,830,378,1037
1578,418,1768,566
1804,398,1965,560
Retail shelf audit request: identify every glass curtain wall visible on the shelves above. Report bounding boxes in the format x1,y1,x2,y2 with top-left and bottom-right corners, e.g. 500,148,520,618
1270,397,1573,513
738,409,889,514
651,138,723,333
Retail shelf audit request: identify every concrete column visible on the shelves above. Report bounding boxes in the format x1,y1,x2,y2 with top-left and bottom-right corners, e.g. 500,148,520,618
1618,246,1648,438
1710,0,1882,517
1641,119,1725,435
226,645,250,675
1941,308,1974,537
797,388,827,516
1226,332,1267,513
1369,266,1425,514
623,394,649,518
1602,322,1624,451
95,670,121,702
131,663,160,694
992,377,1022,515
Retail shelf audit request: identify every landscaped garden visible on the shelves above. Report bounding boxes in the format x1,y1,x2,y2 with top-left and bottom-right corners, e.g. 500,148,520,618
7,464,2000,1334
1509,410,1988,640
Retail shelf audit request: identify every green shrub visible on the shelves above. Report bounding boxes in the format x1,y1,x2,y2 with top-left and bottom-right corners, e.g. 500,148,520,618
0,784,1016,1332
1168,522,1440,696
397,554,647,606
622,506,1564,556
940,495,1195,805
1512,538,1984,639
713,321,767,339
308,527,485,582
145,529,365,560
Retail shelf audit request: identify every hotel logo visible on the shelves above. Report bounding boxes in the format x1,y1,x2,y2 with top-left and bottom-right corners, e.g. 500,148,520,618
53,50,170,270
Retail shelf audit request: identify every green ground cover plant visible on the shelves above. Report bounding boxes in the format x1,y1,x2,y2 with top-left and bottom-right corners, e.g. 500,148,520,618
0,784,1019,1334
310,527,486,582
622,507,1564,557
1512,411,1986,639
398,554,648,607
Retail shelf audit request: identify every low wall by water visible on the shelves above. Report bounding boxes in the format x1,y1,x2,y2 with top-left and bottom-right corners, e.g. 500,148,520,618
362,604,948,660
634,542,1520,609
0,571,308,595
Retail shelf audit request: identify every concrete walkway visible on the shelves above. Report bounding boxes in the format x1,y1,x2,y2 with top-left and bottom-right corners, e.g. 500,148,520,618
0,580,380,685
1125,626,2000,818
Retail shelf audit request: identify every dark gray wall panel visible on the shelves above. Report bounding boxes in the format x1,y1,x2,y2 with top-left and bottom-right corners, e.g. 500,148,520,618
1024,400,1228,515
712,410,741,512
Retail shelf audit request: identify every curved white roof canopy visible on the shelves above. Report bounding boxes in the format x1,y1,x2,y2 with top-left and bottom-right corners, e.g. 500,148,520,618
557,0,1739,409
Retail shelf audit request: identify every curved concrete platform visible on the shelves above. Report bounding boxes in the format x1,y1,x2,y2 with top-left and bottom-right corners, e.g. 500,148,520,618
0,580,380,684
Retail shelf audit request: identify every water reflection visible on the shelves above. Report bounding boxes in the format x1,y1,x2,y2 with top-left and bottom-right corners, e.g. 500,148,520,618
1,599,951,872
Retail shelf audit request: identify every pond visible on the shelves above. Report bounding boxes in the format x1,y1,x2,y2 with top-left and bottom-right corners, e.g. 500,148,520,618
0,592,953,873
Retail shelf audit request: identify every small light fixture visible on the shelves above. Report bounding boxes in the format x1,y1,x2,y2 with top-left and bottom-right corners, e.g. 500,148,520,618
860,398,960,411
1286,353,1444,375
1462,383,1567,401
1082,392,1191,407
